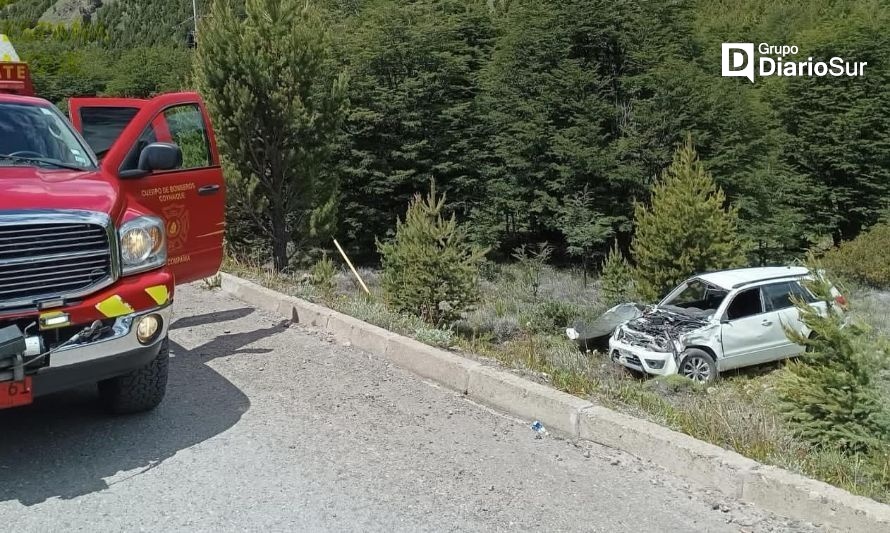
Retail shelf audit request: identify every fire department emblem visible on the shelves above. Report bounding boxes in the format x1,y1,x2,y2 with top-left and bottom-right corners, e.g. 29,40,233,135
163,203,190,252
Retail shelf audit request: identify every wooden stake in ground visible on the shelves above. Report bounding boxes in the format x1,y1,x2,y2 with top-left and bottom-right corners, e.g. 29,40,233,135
333,239,370,295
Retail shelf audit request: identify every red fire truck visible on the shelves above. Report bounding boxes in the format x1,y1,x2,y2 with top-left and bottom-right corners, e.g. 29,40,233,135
0,42,225,413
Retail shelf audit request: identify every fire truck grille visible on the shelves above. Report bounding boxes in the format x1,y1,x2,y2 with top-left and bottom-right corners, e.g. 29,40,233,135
0,222,112,305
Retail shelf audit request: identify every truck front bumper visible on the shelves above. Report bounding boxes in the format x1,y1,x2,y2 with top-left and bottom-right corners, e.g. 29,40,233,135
32,305,172,397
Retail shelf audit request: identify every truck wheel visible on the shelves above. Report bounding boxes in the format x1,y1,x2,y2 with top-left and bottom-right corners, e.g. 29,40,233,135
98,336,169,414
678,348,717,384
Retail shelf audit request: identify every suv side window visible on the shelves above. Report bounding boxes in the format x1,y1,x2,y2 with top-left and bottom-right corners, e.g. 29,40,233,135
725,288,764,320
762,282,795,311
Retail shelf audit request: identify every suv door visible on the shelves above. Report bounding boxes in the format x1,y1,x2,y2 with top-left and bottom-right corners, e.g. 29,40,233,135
70,93,225,284
718,287,784,370
762,280,819,358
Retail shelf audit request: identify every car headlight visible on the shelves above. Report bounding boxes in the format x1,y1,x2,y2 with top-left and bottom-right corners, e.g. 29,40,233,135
119,216,166,275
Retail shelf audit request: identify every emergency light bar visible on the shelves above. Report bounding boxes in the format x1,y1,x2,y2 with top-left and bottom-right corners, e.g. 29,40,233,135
0,34,34,96
0,63,33,96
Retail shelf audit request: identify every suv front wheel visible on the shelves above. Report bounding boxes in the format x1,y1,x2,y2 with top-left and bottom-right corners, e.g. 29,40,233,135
98,336,169,414
678,348,717,384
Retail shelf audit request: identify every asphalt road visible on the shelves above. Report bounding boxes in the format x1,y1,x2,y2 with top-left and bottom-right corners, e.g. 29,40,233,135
0,284,822,532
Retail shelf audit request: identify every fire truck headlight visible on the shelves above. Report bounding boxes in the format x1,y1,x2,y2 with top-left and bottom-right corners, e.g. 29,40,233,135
119,216,166,275
136,314,163,344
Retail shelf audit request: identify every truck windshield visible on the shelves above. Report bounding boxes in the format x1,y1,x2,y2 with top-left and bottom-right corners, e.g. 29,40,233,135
0,102,96,170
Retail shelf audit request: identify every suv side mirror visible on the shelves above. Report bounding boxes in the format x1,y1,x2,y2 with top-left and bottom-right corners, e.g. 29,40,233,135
120,143,182,178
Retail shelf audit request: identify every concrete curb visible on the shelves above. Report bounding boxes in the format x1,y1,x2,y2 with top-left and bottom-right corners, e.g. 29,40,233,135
219,272,890,532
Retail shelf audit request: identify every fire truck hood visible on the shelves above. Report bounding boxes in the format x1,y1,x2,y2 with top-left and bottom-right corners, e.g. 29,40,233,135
0,166,119,214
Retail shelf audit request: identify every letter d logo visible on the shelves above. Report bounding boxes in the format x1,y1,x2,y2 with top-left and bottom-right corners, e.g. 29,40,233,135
722,43,755,83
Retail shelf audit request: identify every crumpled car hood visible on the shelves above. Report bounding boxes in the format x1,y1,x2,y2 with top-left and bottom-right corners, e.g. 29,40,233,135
623,307,710,338
567,303,646,351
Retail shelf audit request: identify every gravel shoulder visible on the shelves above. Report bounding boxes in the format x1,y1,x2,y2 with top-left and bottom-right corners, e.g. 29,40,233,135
0,284,822,532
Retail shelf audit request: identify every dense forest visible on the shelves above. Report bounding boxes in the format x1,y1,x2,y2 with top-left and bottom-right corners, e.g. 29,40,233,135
3,0,888,267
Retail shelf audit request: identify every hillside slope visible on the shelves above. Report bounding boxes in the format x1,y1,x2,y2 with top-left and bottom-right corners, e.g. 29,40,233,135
38,0,106,24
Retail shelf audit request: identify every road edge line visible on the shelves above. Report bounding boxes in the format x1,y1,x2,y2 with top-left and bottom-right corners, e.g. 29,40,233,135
219,272,890,532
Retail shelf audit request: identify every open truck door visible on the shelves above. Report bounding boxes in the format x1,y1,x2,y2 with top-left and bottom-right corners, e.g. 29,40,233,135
70,93,226,283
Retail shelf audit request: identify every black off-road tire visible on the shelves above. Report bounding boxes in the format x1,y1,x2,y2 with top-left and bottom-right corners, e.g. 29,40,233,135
98,337,169,414
678,348,718,384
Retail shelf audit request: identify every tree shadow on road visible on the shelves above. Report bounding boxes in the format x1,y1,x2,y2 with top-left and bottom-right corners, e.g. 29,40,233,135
170,307,255,331
0,313,286,506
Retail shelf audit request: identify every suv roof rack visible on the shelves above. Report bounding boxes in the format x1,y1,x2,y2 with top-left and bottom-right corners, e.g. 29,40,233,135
731,273,807,290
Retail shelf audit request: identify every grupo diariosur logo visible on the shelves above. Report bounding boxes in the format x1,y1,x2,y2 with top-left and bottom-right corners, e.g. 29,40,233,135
721,43,867,83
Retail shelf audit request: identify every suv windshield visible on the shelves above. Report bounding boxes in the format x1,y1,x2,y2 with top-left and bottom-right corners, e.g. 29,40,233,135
660,279,727,317
0,102,96,170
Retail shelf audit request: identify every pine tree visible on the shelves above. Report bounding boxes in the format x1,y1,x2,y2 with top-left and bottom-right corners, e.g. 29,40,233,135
558,185,617,287
195,0,348,270
334,0,494,261
599,241,636,308
776,11,890,244
477,0,633,254
631,139,748,301
377,181,488,325
777,267,890,452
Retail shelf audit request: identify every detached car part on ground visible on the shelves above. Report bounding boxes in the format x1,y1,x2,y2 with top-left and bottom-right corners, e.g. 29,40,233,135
567,267,846,383
0,46,225,413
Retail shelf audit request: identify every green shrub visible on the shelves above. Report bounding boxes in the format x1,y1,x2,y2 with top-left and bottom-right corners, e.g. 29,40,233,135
599,241,637,307
310,254,337,301
377,182,488,324
413,327,455,348
822,223,890,289
479,260,501,282
631,139,748,301
777,268,890,452
511,243,553,303
522,300,581,334
455,308,521,343
644,374,702,396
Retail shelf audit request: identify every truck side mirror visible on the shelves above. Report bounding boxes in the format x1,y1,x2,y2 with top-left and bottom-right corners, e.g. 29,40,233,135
138,142,182,172
120,142,183,178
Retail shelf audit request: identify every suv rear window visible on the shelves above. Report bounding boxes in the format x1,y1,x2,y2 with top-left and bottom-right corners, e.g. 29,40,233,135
789,281,818,303
763,280,817,311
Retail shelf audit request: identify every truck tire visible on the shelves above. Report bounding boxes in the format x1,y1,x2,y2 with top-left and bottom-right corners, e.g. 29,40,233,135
98,336,169,414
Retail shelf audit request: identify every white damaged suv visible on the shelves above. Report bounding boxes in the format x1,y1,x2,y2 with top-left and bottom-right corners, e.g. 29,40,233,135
603,267,845,383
